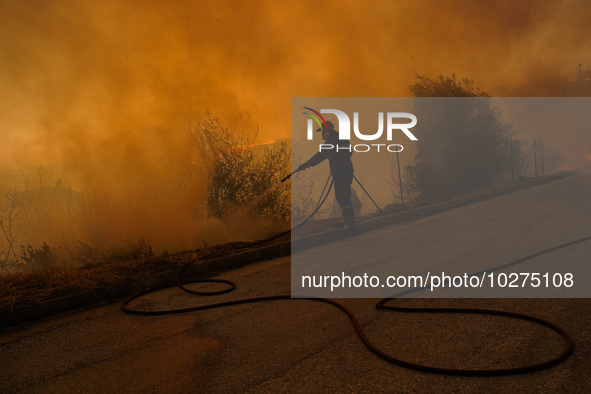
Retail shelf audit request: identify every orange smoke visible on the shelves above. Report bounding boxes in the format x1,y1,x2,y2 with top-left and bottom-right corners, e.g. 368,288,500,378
1,1,591,257
2,1,591,170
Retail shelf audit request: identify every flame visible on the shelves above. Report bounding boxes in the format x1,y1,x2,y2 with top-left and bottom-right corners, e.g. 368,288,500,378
557,165,573,171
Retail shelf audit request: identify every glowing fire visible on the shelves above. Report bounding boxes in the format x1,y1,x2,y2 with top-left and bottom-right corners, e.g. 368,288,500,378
557,165,573,171
586,154,591,161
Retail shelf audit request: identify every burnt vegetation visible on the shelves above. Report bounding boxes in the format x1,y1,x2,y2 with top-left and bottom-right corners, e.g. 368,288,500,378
191,110,290,224
0,111,291,276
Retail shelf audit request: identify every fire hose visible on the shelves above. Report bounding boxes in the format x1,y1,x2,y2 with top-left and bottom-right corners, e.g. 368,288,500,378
122,171,576,376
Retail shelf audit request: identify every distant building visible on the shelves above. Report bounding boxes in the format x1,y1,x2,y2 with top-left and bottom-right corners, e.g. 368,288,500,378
563,64,591,96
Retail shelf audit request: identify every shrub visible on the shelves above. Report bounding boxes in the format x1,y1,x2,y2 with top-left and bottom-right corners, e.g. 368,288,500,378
191,111,290,224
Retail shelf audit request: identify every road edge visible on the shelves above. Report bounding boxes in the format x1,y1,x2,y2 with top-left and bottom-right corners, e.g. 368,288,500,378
0,171,574,330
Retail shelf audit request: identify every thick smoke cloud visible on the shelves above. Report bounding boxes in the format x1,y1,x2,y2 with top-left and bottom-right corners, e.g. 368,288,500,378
2,1,590,166
1,0,590,255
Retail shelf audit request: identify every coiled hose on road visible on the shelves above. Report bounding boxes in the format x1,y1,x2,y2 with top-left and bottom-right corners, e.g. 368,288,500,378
122,173,577,376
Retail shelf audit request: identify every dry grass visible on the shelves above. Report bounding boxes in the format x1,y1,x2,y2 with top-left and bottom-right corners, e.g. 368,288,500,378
0,240,279,311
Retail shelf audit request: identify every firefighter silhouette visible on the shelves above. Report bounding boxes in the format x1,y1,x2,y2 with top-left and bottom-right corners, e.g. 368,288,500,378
331,188,362,219
297,120,356,230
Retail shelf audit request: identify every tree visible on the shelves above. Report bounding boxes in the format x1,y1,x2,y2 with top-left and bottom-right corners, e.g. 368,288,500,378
409,74,489,97
408,74,514,200
191,111,290,224
0,189,27,272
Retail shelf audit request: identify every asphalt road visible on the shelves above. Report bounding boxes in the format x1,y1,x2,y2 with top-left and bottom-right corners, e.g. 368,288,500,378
2,173,591,393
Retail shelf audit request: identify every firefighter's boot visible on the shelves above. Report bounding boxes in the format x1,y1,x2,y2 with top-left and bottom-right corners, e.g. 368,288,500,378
342,207,356,231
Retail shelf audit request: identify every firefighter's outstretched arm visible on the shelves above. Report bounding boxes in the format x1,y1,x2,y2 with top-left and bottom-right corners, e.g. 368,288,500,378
297,152,326,172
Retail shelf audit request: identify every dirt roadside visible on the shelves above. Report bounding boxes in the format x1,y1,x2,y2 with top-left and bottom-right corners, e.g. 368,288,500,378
0,171,573,329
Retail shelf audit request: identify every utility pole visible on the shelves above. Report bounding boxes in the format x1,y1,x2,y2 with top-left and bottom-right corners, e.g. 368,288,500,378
533,139,538,177
396,150,403,206
510,139,514,182
540,138,545,175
